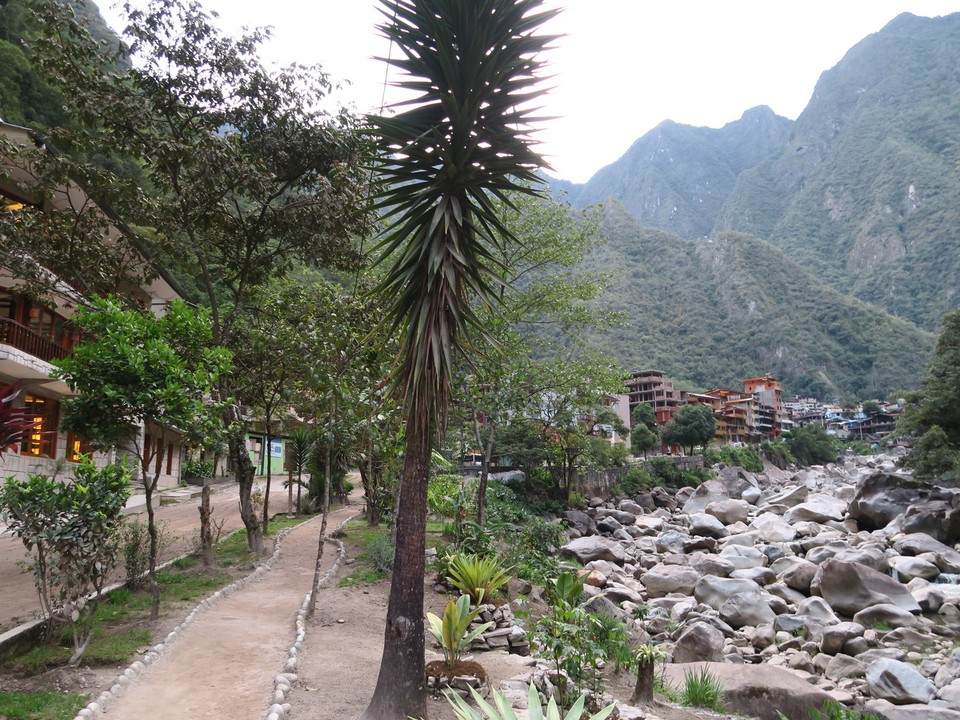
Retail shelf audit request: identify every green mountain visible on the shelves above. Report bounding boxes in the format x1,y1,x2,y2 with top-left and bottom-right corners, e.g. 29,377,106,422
557,106,792,240
0,0,126,128
716,12,960,331
583,201,934,400
549,11,960,396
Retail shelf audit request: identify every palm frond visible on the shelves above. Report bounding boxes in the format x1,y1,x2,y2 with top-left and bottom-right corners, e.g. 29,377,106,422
369,0,558,437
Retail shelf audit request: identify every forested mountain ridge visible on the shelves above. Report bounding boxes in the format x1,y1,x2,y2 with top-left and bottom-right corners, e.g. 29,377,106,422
557,106,792,240
717,11,960,331
556,11,960,336
580,201,934,400
0,0,126,128
2,1,947,400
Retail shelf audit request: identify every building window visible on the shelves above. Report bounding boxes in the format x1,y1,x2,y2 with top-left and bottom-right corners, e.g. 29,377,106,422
20,394,59,458
0,290,16,320
66,432,94,462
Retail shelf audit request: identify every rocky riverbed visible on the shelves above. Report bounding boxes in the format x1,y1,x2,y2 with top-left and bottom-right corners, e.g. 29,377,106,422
554,452,960,720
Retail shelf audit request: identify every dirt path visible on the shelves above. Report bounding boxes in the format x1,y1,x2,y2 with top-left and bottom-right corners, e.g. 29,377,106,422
288,579,539,720
102,496,358,720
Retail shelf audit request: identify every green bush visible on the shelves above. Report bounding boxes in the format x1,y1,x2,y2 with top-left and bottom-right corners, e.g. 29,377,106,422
121,519,151,590
615,465,655,495
182,458,214,479
784,425,838,466
546,570,586,607
365,535,395,573
453,520,496,557
644,457,710,487
500,517,564,584
534,595,623,701
298,494,317,514
812,701,880,720
760,440,793,469
703,446,763,472
587,611,634,672
428,473,471,520
778,700,879,720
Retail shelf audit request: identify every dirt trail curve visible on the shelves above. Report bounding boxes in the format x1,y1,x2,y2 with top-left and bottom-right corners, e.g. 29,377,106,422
102,496,360,720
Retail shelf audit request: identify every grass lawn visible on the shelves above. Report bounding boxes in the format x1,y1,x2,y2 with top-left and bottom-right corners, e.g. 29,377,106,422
336,521,394,587
0,690,87,720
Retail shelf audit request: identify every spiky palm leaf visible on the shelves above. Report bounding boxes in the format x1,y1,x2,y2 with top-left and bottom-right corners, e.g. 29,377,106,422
369,0,558,438
363,3,557,717
0,382,41,455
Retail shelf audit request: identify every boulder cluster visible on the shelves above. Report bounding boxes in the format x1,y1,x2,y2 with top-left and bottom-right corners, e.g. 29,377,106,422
558,453,960,720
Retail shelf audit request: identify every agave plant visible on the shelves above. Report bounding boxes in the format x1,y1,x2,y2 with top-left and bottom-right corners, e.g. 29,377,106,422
446,552,512,605
446,682,616,720
427,591,493,668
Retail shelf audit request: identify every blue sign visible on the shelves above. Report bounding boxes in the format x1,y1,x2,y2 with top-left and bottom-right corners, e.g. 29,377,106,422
270,439,282,457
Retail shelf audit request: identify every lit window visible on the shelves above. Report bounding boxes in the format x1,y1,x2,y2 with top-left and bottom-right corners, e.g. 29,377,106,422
66,432,93,462
20,394,59,458
1,192,26,212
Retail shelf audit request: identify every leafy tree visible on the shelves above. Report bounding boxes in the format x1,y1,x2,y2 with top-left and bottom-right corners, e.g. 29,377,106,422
660,404,716,455
784,425,838,467
0,457,129,666
899,309,960,482
52,297,230,620
230,282,308,535
492,355,627,503
25,0,369,554
454,191,611,525
631,403,658,433
286,426,313,515
361,1,556,717
631,423,658,459
630,402,660,458
861,400,882,416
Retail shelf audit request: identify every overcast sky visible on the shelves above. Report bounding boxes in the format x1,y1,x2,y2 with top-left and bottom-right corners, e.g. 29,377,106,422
100,1,960,184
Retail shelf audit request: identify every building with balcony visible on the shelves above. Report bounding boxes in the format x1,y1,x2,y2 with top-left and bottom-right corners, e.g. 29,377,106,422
1,120,183,484
742,375,785,439
625,369,681,426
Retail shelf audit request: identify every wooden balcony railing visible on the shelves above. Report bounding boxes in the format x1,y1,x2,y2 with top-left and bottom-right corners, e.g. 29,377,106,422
0,316,69,363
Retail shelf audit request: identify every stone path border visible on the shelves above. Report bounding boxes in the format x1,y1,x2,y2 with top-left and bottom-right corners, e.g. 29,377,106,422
70,513,329,720
262,512,359,720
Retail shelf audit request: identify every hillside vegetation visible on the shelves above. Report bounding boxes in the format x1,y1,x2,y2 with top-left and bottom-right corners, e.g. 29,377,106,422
578,202,934,399
717,12,960,330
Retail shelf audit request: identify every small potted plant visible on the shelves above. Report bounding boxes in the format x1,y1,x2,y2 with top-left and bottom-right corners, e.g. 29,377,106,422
426,591,494,696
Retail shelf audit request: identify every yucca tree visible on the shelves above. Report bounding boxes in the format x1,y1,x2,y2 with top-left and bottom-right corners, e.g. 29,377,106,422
361,1,557,718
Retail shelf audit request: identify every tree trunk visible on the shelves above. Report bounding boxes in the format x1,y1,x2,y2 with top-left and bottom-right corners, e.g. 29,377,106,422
632,656,656,704
199,484,215,566
67,629,93,668
296,468,303,515
360,429,430,720
144,474,161,621
228,429,263,554
287,468,294,513
305,440,332,618
263,422,272,536
473,413,496,527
